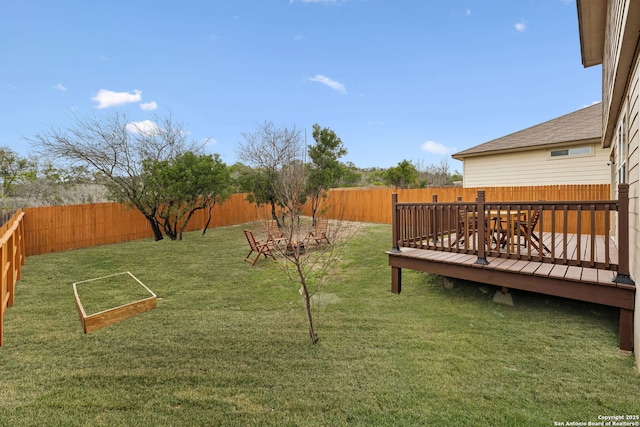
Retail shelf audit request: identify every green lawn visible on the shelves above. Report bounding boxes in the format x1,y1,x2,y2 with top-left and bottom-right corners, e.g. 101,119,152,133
1,222,638,426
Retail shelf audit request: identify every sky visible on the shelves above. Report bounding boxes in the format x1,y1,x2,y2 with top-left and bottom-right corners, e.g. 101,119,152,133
0,0,602,173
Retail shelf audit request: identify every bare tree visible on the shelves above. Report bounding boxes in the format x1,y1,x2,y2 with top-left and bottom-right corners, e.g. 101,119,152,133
237,122,303,225
28,112,201,241
415,159,454,187
267,160,360,344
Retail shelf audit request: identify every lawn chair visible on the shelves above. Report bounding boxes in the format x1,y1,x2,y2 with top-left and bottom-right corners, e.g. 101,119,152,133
306,218,331,246
265,219,288,248
243,229,276,265
507,209,550,254
452,209,477,246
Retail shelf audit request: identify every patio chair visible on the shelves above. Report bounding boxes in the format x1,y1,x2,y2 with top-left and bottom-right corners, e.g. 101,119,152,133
265,219,288,248
306,218,331,246
507,209,550,254
243,229,276,266
452,209,477,246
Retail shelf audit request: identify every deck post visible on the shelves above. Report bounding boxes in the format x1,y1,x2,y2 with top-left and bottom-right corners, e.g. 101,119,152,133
475,190,489,265
391,266,402,294
619,308,633,352
390,193,401,253
613,184,634,285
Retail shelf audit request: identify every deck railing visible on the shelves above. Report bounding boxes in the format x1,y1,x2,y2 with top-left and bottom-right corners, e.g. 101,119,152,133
391,184,632,284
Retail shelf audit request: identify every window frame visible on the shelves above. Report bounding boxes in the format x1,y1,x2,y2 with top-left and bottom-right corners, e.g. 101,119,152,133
548,145,594,159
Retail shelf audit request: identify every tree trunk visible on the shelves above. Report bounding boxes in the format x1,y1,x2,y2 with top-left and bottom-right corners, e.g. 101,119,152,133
311,196,319,225
297,266,318,344
145,215,164,241
202,205,213,236
270,199,280,227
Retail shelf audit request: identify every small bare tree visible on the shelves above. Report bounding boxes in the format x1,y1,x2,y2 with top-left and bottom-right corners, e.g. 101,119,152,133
237,122,303,225
268,160,359,344
415,159,453,187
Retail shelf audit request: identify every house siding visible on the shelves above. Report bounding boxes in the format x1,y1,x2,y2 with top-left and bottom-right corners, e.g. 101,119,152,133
601,0,640,365
461,145,610,188
627,48,640,364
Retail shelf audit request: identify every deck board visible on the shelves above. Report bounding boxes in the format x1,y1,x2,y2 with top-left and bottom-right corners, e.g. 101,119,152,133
548,264,569,279
506,260,530,273
492,258,520,272
580,267,598,283
597,269,616,287
519,261,542,275
532,263,554,278
564,265,583,282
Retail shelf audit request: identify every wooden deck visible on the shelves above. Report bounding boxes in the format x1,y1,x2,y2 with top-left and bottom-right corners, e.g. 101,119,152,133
388,188,636,352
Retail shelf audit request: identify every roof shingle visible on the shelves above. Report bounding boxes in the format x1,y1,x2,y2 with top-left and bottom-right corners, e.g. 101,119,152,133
452,102,602,159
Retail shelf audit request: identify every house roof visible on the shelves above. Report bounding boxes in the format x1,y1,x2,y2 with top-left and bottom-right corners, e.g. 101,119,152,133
576,0,606,67
452,102,602,160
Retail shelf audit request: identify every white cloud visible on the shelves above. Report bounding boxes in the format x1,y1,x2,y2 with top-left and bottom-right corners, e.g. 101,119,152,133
140,101,158,111
91,89,142,109
294,34,304,41
203,137,217,146
515,19,527,32
465,8,471,16
52,83,67,91
126,120,160,135
308,74,347,94
291,0,341,3
421,140,449,155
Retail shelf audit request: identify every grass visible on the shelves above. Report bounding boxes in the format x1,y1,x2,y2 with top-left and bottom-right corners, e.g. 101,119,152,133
0,221,639,426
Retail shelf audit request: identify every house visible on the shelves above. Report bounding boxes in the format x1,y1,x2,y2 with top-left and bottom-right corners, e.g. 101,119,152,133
576,0,640,367
452,103,609,188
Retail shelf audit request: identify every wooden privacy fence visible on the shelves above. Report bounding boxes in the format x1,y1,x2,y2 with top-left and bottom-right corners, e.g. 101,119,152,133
21,184,611,256
23,194,269,256
313,184,611,234
0,209,26,346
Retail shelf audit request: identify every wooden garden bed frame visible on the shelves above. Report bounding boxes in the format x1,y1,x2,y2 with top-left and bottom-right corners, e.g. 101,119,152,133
73,271,157,333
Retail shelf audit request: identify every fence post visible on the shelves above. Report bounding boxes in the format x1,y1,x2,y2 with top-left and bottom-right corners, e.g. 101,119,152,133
613,184,634,284
475,190,489,265
391,193,401,253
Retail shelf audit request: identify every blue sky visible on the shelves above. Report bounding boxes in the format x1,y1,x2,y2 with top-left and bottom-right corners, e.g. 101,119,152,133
1,0,601,172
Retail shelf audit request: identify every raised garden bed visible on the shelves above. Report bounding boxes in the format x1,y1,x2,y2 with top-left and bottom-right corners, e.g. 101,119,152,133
73,271,156,333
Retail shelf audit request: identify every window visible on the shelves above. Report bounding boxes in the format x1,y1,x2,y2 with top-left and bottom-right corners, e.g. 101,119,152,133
549,146,593,158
